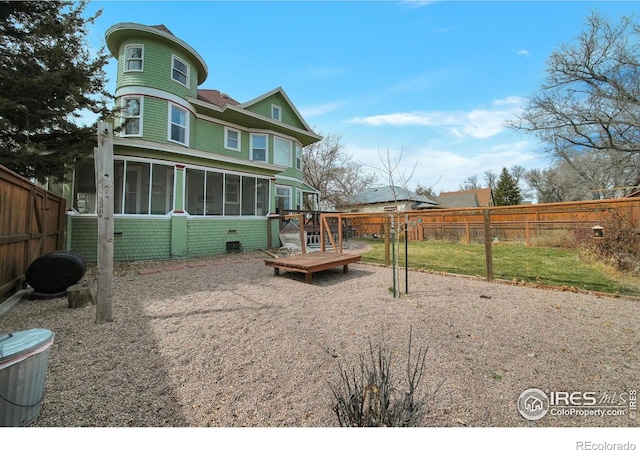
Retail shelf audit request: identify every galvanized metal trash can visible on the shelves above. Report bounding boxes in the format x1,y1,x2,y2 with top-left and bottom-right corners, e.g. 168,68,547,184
0,328,55,426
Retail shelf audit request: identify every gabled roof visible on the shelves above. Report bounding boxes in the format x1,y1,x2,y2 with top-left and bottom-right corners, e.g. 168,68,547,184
346,186,440,208
241,87,314,134
435,192,479,209
438,187,493,207
189,86,322,146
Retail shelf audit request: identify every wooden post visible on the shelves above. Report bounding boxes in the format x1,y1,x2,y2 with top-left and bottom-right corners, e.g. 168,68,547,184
483,209,493,282
298,213,306,254
384,215,390,266
95,121,114,323
465,222,470,245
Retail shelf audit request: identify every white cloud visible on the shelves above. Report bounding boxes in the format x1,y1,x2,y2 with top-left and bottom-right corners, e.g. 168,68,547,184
343,138,544,193
298,100,345,118
347,96,525,139
515,49,530,57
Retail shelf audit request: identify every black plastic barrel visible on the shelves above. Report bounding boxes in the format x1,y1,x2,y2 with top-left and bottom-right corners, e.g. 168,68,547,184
25,251,86,294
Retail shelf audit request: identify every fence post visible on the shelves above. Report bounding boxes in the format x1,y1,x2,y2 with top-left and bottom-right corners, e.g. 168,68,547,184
483,209,493,282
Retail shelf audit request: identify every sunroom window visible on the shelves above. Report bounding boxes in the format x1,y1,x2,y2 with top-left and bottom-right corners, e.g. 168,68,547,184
74,158,174,215
185,168,270,216
125,45,143,71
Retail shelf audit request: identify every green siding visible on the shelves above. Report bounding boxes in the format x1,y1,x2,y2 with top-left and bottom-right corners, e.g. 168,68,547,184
116,38,198,98
187,218,268,257
245,94,306,129
69,215,269,262
141,96,170,144
69,216,171,262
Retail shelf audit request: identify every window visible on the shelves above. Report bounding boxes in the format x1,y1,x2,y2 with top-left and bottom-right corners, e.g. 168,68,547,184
241,177,256,216
111,159,174,215
295,144,302,170
225,174,240,216
256,178,269,216
272,104,281,121
125,45,143,71
206,172,224,215
73,159,97,214
169,104,188,145
225,127,240,151
185,168,205,215
250,134,267,162
296,188,303,210
122,97,142,136
274,137,292,167
275,185,291,213
172,55,189,86
185,169,269,216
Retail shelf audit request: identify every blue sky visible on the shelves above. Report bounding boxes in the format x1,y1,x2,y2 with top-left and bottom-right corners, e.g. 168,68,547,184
84,0,640,195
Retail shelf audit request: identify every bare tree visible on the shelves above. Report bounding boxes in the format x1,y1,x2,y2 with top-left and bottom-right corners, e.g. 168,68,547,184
526,149,640,202
508,11,640,170
459,174,480,191
303,131,377,210
483,170,498,192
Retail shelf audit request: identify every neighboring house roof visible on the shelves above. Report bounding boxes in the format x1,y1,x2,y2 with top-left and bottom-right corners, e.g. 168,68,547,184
438,188,493,207
345,186,440,209
435,192,480,208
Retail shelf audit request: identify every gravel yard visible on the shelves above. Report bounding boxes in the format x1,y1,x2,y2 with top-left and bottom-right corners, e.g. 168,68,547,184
1,246,639,428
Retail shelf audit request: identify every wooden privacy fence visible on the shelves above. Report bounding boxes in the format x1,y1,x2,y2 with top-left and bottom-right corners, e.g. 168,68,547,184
0,165,66,303
341,197,640,279
343,197,640,245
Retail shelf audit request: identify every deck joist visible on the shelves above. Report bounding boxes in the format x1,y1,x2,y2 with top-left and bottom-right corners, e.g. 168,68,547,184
264,252,361,284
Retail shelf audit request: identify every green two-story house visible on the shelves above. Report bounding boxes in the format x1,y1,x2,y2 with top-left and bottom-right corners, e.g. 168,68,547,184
66,22,321,261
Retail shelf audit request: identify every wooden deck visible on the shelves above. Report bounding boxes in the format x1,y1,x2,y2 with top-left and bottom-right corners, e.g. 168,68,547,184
264,252,362,284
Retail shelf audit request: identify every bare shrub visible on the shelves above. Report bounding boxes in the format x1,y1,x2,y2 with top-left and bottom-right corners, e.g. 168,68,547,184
329,327,442,427
583,208,640,273
530,229,576,248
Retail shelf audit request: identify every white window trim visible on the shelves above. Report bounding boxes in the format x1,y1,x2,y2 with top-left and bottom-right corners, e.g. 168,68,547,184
168,103,189,146
295,144,302,171
124,44,144,72
271,104,281,121
224,127,241,152
276,184,292,210
171,54,190,87
274,136,292,167
296,188,303,210
250,133,268,162
121,96,143,137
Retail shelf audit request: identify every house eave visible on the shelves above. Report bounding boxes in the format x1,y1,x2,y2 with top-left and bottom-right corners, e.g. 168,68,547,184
188,97,322,146
113,137,282,174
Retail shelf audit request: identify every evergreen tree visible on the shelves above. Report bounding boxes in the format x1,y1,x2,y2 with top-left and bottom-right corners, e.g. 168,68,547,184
0,1,111,181
493,167,523,206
